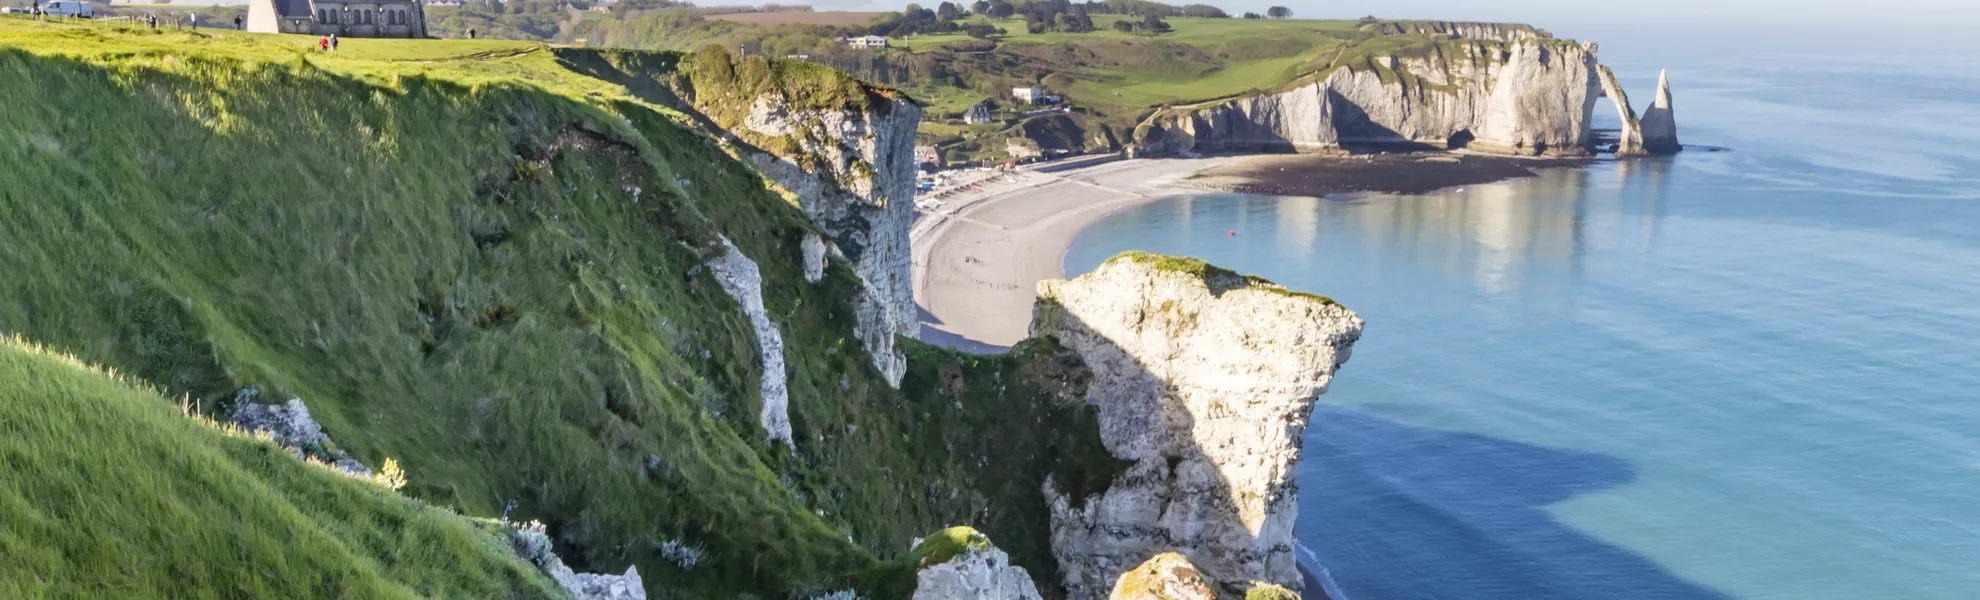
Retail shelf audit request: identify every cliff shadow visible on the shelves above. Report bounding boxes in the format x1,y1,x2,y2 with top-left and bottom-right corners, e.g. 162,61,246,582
1325,89,1445,154
916,303,1012,354
1299,406,1731,600
1036,287,1334,597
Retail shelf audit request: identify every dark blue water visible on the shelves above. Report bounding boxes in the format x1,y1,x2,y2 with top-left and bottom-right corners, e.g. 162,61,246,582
1065,52,1980,599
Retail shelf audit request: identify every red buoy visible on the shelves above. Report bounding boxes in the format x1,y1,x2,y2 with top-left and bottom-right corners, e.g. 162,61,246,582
1227,230,1236,236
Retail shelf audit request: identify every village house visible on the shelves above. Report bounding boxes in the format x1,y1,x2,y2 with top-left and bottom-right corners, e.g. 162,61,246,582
844,35,889,49
1012,87,1043,104
964,102,992,124
914,146,945,170
247,0,429,38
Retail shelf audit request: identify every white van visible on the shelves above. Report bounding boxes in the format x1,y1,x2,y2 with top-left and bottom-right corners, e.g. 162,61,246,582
41,0,92,17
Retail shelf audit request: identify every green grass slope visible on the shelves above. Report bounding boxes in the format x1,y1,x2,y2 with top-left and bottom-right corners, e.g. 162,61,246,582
0,336,562,599
0,19,1118,597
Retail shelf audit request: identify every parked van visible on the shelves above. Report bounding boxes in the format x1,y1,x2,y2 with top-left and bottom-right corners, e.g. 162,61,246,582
41,0,92,17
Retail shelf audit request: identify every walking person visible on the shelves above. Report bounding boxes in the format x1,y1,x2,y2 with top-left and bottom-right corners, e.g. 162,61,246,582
319,35,329,52
329,34,338,52
233,14,241,30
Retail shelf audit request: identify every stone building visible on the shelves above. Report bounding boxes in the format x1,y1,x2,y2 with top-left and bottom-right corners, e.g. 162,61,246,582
247,0,428,38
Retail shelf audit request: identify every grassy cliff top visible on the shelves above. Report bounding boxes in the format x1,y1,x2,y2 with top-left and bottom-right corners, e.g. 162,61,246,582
0,335,561,598
0,16,892,117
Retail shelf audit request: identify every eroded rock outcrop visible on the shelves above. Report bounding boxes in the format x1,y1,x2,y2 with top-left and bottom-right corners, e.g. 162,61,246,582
802,232,827,284
735,92,920,388
1030,254,1363,598
707,236,792,445
511,523,647,600
1134,38,1600,157
230,391,370,476
1471,39,1600,155
912,527,1046,600
1597,64,1646,156
1641,69,1681,154
1107,553,1216,600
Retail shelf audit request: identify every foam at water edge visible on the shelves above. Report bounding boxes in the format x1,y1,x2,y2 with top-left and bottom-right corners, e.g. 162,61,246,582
1295,540,1351,600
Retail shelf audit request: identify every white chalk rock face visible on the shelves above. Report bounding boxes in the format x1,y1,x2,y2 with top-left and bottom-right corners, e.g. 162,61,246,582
1030,255,1363,598
801,232,827,284
1640,69,1681,154
707,236,792,445
1361,20,1545,42
739,93,920,387
1473,39,1600,155
548,562,646,600
1133,37,1604,158
1597,64,1645,156
912,528,1046,600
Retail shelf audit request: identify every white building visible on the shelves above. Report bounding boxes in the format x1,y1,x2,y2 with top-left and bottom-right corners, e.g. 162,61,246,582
963,103,992,124
844,35,889,49
1012,87,1043,104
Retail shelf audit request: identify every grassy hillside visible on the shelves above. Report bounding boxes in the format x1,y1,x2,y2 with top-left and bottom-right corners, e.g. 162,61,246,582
896,16,1363,108
0,336,562,599
0,19,1119,598
418,5,1547,163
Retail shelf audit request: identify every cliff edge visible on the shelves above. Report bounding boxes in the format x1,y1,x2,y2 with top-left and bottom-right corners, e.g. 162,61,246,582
1031,254,1364,598
671,47,923,387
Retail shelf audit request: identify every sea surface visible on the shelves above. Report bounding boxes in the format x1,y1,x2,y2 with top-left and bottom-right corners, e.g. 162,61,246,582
1063,50,1980,599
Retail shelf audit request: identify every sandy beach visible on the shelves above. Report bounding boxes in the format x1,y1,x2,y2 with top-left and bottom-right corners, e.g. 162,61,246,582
911,156,1242,352
911,151,1590,352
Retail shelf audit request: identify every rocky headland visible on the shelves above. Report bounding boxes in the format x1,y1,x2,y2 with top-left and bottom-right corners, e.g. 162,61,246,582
1128,26,1681,160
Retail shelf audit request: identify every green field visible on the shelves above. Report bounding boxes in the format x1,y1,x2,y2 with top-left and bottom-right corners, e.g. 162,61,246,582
894,17,1365,108
0,18,1120,598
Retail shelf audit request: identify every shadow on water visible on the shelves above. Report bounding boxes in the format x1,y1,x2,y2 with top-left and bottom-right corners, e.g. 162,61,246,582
1301,406,1730,600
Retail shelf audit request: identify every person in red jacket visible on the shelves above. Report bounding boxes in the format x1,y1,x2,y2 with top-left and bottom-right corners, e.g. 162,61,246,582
319,36,330,52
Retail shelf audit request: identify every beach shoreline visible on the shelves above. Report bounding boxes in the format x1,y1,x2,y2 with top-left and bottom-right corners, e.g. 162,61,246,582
1182,151,1592,198
910,151,1588,352
910,156,1244,352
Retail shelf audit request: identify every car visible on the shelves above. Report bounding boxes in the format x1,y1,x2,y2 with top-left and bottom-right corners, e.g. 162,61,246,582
40,0,92,17
0,6,28,14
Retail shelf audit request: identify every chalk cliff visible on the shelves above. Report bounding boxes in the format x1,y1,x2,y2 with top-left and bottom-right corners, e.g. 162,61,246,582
1641,69,1681,154
1030,254,1364,598
1133,38,1601,157
1470,39,1601,155
1358,20,1547,43
735,93,921,387
912,528,1047,600
1597,65,1646,156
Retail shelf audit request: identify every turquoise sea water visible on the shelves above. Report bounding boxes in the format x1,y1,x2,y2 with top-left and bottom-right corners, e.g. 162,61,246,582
1064,52,1980,599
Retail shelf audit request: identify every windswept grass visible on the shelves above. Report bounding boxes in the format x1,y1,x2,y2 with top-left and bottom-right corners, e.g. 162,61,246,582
0,336,562,599
0,20,1118,598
